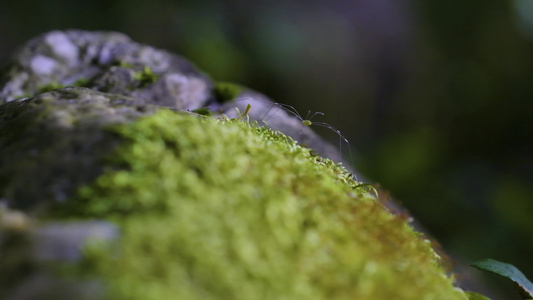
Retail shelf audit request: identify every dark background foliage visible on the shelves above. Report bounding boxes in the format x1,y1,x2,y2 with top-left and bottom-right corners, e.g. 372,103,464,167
2,0,532,298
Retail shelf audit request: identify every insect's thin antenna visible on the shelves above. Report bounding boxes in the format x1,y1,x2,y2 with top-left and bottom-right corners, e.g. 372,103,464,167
308,111,324,121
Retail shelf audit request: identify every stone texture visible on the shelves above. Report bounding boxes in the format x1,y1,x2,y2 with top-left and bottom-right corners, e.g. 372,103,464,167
0,88,159,210
0,30,349,170
0,30,213,110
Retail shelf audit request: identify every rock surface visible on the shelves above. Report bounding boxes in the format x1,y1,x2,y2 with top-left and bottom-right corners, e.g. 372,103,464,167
0,30,212,110
0,30,349,171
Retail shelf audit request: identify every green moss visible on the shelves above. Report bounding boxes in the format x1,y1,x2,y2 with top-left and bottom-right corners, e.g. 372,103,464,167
465,291,491,300
213,81,243,103
53,110,466,299
72,77,90,87
191,107,212,116
9,94,33,100
38,81,66,94
32,78,90,98
132,66,159,87
118,61,135,69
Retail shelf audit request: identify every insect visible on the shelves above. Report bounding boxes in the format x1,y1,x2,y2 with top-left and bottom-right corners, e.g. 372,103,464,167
197,97,355,169
261,102,354,167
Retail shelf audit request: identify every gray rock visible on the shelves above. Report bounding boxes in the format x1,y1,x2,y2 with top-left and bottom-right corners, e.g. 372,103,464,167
0,88,159,210
0,30,213,110
6,273,105,300
0,206,116,300
31,220,119,263
0,30,353,171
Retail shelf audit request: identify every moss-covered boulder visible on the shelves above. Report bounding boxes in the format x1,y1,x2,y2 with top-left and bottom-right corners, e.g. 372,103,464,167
0,30,469,299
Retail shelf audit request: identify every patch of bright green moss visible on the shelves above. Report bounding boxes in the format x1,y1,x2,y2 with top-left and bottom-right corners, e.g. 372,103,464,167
132,66,159,87
10,79,92,100
37,78,90,95
38,81,67,94
55,109,467,300
213,81,243,103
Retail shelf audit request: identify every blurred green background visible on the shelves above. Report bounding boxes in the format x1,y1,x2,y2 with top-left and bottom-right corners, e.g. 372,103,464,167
1,0,532,298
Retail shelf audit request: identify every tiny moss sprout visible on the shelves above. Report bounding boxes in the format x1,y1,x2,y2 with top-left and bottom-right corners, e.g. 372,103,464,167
38,81,66,93
353,183,379,198
232,103,252,121
72,77,90,87
34,78,90,96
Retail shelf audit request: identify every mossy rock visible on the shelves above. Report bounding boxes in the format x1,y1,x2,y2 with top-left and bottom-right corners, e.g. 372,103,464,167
0,88,467,299
0,30,469,300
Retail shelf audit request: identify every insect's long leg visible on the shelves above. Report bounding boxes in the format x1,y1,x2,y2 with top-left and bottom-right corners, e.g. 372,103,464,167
312,122,354,167
272,103,310,138
276,103,326,124
274,103,304,120
311,122,348,143
261,103,284,123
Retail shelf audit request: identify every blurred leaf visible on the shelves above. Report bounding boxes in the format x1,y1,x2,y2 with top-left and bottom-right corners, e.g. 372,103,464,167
472,259,533,299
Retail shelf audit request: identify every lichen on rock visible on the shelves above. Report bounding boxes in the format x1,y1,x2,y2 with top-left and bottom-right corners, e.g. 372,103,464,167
0,30,469,300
